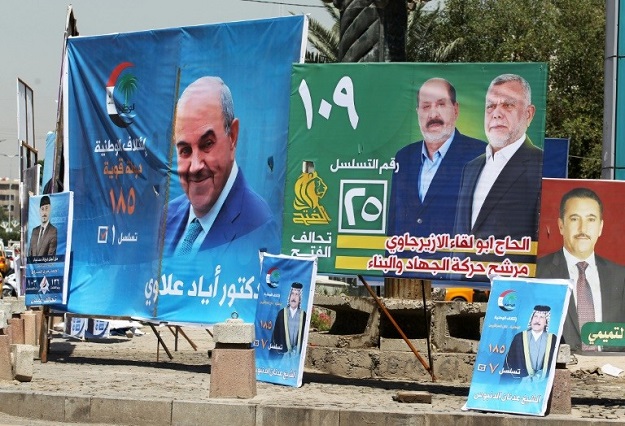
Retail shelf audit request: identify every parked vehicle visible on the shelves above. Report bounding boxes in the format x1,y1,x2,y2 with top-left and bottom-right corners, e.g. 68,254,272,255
444,287,490,303
2,273,17,297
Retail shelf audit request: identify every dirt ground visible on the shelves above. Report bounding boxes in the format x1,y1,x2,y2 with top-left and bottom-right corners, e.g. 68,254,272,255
0,323,623,424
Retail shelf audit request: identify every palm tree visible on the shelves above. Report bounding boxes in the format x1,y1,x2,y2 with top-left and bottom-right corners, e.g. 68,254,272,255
117,73,138,107
305,1,461,63
302,2,339,63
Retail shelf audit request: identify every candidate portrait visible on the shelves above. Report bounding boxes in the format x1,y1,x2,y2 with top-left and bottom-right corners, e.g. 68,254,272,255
454,73,543,242
28,195,58,259
164,76,279,257
536,187,625,352
387,77,485,241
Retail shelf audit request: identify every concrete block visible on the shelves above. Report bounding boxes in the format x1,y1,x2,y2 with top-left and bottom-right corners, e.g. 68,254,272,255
7,318,24,344
257,406,339,426
548,368,571,414
0,310,6,329
90,396,172,426
33,309,43,345
11,343,34,382
393,391,432,404
210,348,256,398
64,395,91,423
0,334,13,380
0,302,11,322
557,344,571,365
20,311,36,346
8,297,26,315
380,337,429,353
173,400,255,426
213,319,254,344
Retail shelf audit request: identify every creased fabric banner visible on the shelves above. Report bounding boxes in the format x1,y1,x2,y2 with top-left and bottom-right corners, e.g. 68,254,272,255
254,252,317,387
65,16,307,323
465,277,570,416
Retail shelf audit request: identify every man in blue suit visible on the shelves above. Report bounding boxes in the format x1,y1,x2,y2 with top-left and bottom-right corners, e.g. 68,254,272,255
164,76,279,257
454,74,543,244
387,78,484,244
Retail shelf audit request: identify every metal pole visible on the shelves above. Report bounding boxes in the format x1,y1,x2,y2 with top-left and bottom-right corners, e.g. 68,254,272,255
603,0,618,179
357,274,436,381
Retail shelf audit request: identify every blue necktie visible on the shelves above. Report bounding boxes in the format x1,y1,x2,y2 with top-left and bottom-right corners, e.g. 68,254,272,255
178,218,202,255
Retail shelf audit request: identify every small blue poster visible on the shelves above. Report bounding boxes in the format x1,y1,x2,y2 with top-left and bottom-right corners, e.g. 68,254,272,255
465,276,571,416
254,252,317,387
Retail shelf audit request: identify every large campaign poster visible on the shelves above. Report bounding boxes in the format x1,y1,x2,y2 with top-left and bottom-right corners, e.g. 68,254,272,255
65,16,307,323
254,252,317,387
283,63,548,283
536,179,625,352
465,277,570,416
25,192,73,305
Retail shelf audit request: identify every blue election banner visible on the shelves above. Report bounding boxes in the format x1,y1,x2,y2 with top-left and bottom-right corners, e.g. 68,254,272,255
25,192,74,306
254,252,317,388
465,277,570,416
64,16,306,324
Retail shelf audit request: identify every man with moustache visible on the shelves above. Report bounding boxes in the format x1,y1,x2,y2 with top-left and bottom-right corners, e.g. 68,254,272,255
502,305,557,382
454,74,543,243
537,187,625,352
164,76,279,257
387,78,484,241
28,195,58,259
271,282,307,355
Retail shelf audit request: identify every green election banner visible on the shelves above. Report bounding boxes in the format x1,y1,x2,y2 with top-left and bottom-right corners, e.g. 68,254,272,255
283,63,548,283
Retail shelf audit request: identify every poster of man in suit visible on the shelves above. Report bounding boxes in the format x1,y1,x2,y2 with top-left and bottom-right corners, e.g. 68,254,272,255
536,179,625,352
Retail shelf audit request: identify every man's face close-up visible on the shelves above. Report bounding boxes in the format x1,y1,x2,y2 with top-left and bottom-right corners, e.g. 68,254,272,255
484,80,534,151
40,204,50,226
530,312,547,332
289,289,301,310
175,85,237,218
558,197,603,260
417,80,458,145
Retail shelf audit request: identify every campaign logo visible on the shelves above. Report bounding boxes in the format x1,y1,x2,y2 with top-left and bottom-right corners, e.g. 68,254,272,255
293,171,331,225
106,62,137,127
338,179,387,234
266,267,280,289
497,289,517,311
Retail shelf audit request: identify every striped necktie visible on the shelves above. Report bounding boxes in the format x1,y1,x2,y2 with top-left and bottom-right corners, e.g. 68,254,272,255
576,261,596,351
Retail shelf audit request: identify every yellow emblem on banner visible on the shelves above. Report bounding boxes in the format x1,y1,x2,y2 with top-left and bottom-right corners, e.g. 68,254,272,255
293,171,331,225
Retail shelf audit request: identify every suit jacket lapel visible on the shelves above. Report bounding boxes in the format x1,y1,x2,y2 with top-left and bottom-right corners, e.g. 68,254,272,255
205,172,245,246
472,138,533,231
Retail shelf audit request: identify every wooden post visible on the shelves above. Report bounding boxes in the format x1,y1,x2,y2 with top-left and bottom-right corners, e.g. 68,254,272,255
38,306,50,363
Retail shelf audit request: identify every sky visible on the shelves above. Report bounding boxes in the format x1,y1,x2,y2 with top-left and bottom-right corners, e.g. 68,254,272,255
0,0,334,180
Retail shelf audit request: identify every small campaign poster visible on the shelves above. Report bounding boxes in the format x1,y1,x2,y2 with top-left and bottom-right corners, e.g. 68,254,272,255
465,276,570,416
25,192,73,306
254,252,317,387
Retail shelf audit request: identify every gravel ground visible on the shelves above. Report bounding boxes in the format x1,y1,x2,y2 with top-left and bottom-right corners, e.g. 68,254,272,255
0,324,623,424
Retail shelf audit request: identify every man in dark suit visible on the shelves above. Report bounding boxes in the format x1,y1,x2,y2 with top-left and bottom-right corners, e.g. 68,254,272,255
387,78,485,242
28,195,58,258
454,74,543,243
536,187,625,352
164,76,279,257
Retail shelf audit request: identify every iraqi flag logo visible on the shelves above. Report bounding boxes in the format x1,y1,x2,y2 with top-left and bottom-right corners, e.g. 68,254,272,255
497,289,517,311
266,267,280,289
106,62,137,128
